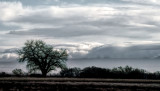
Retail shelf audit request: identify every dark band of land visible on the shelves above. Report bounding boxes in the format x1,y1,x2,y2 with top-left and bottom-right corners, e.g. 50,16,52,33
0,78,160,91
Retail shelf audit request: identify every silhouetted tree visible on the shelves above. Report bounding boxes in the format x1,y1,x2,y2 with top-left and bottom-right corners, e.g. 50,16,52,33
111,66,146,79
17,40,68,77
80,66,110,78
58,66,160,79
60,67,81,77
153,71,160,79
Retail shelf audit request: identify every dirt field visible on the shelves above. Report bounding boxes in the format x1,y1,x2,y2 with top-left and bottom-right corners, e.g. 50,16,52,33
0,78,160,91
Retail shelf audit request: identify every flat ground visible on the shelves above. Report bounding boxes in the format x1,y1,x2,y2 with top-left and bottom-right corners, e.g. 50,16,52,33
0,78,160,91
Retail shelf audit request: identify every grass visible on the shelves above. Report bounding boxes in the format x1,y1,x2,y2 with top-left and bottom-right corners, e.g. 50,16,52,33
0,78,160,91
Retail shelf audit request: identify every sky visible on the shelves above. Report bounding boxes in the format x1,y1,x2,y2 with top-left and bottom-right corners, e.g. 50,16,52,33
1,0,160,72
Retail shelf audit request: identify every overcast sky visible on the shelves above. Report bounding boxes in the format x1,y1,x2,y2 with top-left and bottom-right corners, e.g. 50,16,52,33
1,0,160,72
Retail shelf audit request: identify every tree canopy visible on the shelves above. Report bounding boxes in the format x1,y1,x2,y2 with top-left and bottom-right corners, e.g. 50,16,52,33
17,40,68,77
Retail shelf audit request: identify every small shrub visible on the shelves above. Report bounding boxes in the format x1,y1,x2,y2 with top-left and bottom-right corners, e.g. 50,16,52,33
12,69,24,76
60,67,81,77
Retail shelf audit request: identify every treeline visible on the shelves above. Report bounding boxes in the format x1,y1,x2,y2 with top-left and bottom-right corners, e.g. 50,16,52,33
60,66,160,79
1,66,160,79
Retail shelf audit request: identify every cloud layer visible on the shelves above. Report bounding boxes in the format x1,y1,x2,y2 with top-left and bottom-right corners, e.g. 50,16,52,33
1,1,160,46
2,43,160,73
0,0,160,72
86,44,160,59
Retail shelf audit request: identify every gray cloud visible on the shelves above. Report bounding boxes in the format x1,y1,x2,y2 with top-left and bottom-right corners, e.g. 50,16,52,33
0,55,17,64
0,0,130,6
8,10,158,40
0,48,26,73
0,53,18,72
0,48,18,54
8,26,101,38
85,44,160,59
5,2,159,41
11,13,86,27
2,43,160,61
2,0,159,6
0,22,19,31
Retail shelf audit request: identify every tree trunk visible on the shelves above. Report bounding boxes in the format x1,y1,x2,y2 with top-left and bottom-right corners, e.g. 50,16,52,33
41,70,47,77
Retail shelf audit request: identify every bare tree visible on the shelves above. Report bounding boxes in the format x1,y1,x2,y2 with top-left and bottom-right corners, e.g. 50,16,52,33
17,40,68,77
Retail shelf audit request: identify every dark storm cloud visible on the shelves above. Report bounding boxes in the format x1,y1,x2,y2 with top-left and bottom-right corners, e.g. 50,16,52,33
0,55,17,64
0,48,27,73
2,43,160,60
85,44,160,59
0,53,26,73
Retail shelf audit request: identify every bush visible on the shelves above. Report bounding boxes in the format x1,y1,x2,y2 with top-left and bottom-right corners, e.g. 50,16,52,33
0,72,11,77
12,69,24,76
60,67,81,77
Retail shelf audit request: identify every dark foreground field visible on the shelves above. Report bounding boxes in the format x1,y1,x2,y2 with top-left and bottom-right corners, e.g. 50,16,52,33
0,78,160,91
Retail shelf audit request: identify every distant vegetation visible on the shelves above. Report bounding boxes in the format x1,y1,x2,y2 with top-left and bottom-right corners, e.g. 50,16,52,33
60,66,160,79
0,66,160,79
12,69,25,77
